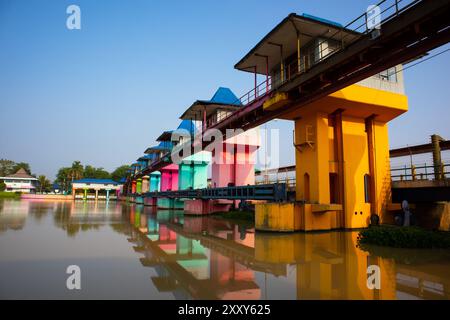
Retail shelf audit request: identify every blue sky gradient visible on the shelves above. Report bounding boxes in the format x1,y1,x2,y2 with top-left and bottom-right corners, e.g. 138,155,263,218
0,0,449,179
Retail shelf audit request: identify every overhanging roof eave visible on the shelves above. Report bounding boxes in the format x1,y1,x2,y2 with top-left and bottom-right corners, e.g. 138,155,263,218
234,13,361,74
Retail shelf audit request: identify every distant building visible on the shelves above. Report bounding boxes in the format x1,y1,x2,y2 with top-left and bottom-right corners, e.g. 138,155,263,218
0,168,38,193
52,183,61,194
71,179,122,200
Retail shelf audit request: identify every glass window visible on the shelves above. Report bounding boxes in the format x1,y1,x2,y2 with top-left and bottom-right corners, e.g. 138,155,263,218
377,67,397,82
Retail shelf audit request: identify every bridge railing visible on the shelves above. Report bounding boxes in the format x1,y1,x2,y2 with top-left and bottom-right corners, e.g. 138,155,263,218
139,183,288,202
391,162,450,181
255,175,296,190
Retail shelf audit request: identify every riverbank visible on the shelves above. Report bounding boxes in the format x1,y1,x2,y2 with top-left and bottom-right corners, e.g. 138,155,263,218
212,210,255,224
357,225,450,249
0,191,21,199
20,194,73,200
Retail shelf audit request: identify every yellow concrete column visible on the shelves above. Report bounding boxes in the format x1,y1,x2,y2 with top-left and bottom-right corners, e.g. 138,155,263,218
373,121,392,224
294,112,330,204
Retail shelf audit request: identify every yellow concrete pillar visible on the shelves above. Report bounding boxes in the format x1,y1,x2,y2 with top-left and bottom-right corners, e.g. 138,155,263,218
294,112,330,204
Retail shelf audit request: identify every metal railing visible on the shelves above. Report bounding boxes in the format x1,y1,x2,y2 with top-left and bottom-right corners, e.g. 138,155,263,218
190,0,419,132
391,162,450,181
137,183,288,202
235,0,419,107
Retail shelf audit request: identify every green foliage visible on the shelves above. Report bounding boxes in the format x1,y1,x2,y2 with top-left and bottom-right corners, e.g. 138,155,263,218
111,165,131,182
83,165,111,179
69,161,84,180
0,159,32,176
37,175,52,193
13,162,31,175
0,191,20,199
0,159,16,176
55,161,131,193
55,167,71,192
357,225,450,249
0,181,5,192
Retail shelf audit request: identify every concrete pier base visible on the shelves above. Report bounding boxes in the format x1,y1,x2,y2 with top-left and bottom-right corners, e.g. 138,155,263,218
184,199,233,215
157,198,184,210
144,197,157,206
255,202,342,232
135,196,144,205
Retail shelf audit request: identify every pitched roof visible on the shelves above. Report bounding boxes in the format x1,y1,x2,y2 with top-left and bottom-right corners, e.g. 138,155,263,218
179,87,241,120
8,168,36,179
234,13,360,75
210,87,241,105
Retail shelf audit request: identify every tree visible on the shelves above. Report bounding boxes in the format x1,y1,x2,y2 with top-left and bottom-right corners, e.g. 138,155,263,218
83,165,110,179
37,175,52,193
0,159,15,176
68,161,83,181
0,180,6,192
55,167,71,193
93,168,110,179
13,162,31,175
111,165,131,182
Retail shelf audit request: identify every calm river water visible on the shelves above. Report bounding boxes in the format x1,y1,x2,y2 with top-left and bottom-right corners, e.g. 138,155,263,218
0,199,449,299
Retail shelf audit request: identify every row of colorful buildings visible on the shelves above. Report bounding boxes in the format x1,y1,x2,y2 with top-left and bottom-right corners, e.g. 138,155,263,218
125,86,261,214
123,11,411,232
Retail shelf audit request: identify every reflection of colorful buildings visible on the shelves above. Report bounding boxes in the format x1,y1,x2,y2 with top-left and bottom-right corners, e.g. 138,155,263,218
127,207,266,299
125,206,450,300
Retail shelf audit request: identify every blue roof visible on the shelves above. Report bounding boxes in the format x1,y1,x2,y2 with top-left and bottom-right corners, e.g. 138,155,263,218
72,179,120,185
209,87,241,105
302,13,343,28
176,119,196,135
156,142,171,149
137,154,153,161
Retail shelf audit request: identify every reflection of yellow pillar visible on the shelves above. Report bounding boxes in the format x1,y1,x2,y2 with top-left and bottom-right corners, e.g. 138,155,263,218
95,189,98,201
378,258,397,300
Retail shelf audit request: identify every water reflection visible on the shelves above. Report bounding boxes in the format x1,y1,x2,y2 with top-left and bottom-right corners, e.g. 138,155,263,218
0,199,449,300
125,204,450,300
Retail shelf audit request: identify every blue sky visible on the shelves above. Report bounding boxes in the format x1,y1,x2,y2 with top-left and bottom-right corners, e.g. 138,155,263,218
0,0,449,179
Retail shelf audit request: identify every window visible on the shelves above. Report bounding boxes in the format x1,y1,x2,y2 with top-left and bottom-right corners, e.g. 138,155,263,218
377,67,397,82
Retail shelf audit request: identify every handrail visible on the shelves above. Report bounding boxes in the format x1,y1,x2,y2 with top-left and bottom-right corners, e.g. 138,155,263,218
391,162,450,181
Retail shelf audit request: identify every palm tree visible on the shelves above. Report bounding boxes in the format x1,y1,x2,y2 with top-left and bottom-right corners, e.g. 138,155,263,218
37,175,51,193
69,161,83,181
